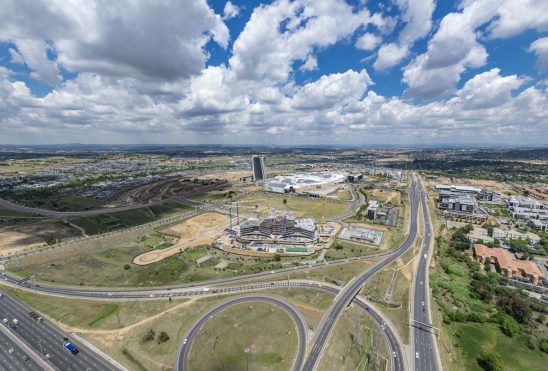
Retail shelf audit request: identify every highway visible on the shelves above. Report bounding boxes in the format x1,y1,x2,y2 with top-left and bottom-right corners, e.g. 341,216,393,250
0,326,44,370
301,174,420,371
410,180,441,371
0,173,427,371
175,295,307,371
0,290,119,371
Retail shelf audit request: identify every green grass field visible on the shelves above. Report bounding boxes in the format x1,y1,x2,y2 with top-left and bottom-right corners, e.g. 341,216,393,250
69,202,192,235
9,242,320,287
1,287,187,330
188,301,298,371
238,193,348,220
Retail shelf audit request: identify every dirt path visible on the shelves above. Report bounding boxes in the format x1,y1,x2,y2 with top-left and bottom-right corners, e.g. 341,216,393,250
57,298,198,336
132,213,229,265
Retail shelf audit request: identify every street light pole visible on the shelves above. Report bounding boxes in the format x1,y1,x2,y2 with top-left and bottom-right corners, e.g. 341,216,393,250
244,347,250,371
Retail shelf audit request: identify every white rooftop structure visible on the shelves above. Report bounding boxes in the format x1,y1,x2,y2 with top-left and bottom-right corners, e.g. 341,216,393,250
264,172,347,193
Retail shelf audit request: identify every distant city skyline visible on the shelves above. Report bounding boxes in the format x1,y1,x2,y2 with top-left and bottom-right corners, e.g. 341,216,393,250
1,0,547,145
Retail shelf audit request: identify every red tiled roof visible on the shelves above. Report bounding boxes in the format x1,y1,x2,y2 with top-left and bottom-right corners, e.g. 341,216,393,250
474,244,543,277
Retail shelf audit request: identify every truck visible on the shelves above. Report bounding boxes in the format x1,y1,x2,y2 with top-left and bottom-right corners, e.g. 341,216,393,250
63,341,79,355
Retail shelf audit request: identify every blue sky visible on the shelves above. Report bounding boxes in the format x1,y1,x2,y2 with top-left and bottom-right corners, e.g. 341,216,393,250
0,0,547,145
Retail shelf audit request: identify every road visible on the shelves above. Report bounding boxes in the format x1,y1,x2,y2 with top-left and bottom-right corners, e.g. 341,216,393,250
410,179,441,371
1,276,407,371
175,295,307,371
0,325,44,371
0,290,120,371
301,174,420,371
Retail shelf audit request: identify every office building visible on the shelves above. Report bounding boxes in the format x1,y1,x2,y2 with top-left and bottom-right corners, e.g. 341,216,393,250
252,155,267,181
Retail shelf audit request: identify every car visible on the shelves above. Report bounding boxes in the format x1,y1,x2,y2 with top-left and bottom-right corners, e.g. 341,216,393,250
12,319,19,325
421,301,424,306
23,355,29,361
183,338,188,345
45,354,51,359
416,352,419,359
8,348,14,354
393,352,397,358
2,318,8,324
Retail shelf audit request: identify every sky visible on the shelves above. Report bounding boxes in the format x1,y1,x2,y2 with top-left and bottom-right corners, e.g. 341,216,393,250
0,0,547,146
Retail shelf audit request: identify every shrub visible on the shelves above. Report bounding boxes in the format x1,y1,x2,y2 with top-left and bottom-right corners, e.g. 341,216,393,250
273,254,281,262
500,315,521,337
539,338,548,354
143,329,155,342
158,331,170,344
123,264,131,270
478,351,502,371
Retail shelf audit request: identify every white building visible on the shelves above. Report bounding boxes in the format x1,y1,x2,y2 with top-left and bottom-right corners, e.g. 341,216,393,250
492,228,541,244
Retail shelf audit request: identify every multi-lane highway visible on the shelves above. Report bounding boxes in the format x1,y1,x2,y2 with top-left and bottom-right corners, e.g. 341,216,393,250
0,291,119,371
301,175,421,371
411,179,441,371
0,171,440,371
176,295,307,371
0,326,44,370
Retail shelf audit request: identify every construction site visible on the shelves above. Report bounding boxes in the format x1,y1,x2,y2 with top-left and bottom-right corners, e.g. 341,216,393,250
216,204,339,256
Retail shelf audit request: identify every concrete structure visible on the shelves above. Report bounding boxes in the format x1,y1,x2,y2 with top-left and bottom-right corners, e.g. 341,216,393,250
239,214,317,241
492,228,541,244
366,200,379,220
436,184,501,203
437,185,489,223
347,174,363,183
252,155,267,181
473,244,543,285
263,172,346,198
467,226,494,244
338,226,383,246
507,196,547,221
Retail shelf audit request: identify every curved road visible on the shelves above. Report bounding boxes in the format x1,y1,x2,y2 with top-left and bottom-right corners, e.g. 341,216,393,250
302,174,420,371
175,295,307,371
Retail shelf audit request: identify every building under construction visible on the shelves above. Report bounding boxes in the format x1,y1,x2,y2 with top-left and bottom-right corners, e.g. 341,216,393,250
239,214,316,241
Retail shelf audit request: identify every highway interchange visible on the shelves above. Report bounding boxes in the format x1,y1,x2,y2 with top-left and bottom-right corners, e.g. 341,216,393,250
0,172,442,371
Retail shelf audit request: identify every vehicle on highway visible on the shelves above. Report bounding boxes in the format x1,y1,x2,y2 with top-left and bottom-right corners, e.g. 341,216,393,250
416,352,419,359
63,340,79,355
45,353,51,359
12,318,19,325
183,338,188,345
2,318,7,324
8,348,14,353
23,355,29,361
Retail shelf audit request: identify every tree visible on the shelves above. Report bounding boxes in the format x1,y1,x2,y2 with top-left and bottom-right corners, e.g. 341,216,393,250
500,315,521,337
143,329,155,342
273,254,281,262
123,264,131,270
471,279,493,302
484,259,491,272
496,290,532,324
283,198,287,204
478,351,502,371
158,331,170,344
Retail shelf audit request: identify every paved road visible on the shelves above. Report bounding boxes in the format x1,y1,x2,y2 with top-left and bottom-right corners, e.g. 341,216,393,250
301,174,420,371
1,277,407,371
0,290,120,370
175,295,307,371
411,181,440,371
0,326,44,371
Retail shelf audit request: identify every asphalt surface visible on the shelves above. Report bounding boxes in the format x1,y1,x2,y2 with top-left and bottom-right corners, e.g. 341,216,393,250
0,291,118,371
175,295,307,371
301,175,420,371
411,184,440,371
0,326,44,371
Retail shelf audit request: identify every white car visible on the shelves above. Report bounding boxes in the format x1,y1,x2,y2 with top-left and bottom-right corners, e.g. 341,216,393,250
183,338,188,345
45,354,52,359
2,318,7,324
8,348,14,354
416,352,419,359
393,352,397,358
